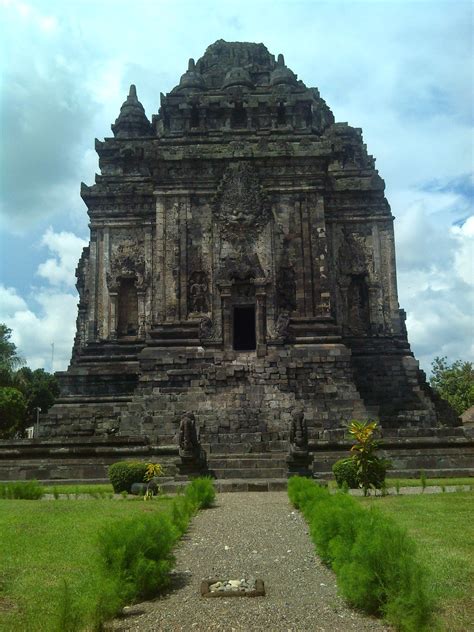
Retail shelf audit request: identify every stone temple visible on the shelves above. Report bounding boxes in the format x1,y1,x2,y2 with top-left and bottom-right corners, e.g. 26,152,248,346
23,40,470,483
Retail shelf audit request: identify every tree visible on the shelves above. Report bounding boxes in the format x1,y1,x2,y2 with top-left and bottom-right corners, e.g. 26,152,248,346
0,324,59,436
430,356,474,416
0,324,23,374
13,367,60,433
0,387,27,438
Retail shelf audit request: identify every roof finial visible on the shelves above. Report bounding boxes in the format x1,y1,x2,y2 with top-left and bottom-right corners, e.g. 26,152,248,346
129,84,137,100
188,58,195,72
277,53,285,67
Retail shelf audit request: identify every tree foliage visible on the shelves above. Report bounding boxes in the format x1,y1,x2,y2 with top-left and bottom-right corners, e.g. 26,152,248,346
0,323,59,437
0,324,23,374
0,387,27,438
430,356,474,416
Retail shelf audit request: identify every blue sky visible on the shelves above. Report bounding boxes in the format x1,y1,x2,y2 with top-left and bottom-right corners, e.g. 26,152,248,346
0,0,472,373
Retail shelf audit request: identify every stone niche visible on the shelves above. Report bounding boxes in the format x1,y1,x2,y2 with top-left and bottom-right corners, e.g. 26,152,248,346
32,40,472,482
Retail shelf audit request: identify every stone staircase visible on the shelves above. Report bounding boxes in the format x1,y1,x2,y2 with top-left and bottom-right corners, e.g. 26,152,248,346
148,321,200,347
206,452,289,479
202,429,289,479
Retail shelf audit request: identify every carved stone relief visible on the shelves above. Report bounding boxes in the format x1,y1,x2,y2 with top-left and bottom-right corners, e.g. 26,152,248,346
188,271,209,314
218,253,265,283
106,240,146,291
213,162,270,242
276,265,296,312
337,228,371,277
199,315,214,339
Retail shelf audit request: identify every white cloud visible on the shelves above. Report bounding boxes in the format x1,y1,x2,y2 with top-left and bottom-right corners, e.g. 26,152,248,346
451,216,474,286
0,284,77,371
0,284,28,313
0,227,86,370
37,227,87,287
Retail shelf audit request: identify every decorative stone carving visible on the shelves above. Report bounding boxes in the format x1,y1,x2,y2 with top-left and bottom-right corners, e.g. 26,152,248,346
274,311,290,339
276,265,296,311
289,409,308,456
214,162,270,241
338,229,371,277
199,316,214,339
107,240,146,291
178,412,200,456
218,253,264,282
188,271,209,313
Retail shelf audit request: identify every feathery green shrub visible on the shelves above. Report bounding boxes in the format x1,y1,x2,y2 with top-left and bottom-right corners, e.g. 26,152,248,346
0,480,44,499
54,477,216,631
184,476,216,509
93,477,215,626
288,476,434,632
98,511,178,604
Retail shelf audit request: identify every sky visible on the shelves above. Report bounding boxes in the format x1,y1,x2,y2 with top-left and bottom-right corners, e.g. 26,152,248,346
0,0,472,374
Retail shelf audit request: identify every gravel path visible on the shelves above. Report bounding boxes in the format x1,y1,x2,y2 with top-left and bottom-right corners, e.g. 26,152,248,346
112,492,391,632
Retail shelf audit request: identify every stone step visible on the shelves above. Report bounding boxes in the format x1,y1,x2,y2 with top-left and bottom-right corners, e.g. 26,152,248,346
292,335,342,344
205,441,288,454
208,451,287,460
209,467,288,479
207,457,288,469
160,478,289,493
147,339,200,347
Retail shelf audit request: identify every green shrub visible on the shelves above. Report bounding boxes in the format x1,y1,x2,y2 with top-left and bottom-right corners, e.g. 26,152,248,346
287,475,327,516
185,477,216,509
0,480,44,499
98,511,178,605
171,495,195,536
333,458,359,489
347,420,391,495
57,580,82,632
420,469,427,492
108,461,148,493
287,477,434,631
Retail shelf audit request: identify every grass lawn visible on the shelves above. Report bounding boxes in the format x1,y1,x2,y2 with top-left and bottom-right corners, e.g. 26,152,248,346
359,492,474,632
0,497,173,632
385,477,473,488
41,483,114,497
327,476,473,490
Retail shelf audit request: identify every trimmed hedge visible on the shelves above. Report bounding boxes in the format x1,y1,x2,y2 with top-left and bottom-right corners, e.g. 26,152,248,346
108,461,148,493
288,476,434,632
332,458,358,489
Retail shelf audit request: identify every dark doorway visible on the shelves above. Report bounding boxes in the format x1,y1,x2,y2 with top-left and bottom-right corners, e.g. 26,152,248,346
117,278,138,337
233,306,256,351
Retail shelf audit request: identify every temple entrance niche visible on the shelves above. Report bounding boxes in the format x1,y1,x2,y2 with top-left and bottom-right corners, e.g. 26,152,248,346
233,305,256,351
347,274,370,334
117,278,138,337
232,281,256,351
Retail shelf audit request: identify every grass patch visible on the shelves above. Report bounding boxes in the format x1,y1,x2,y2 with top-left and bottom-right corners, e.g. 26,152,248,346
42,483,114,496
359,492,474,632
0,480,44,499
0,498,171,630
0,478,215,630
386,477,473,489
327,477,472,490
